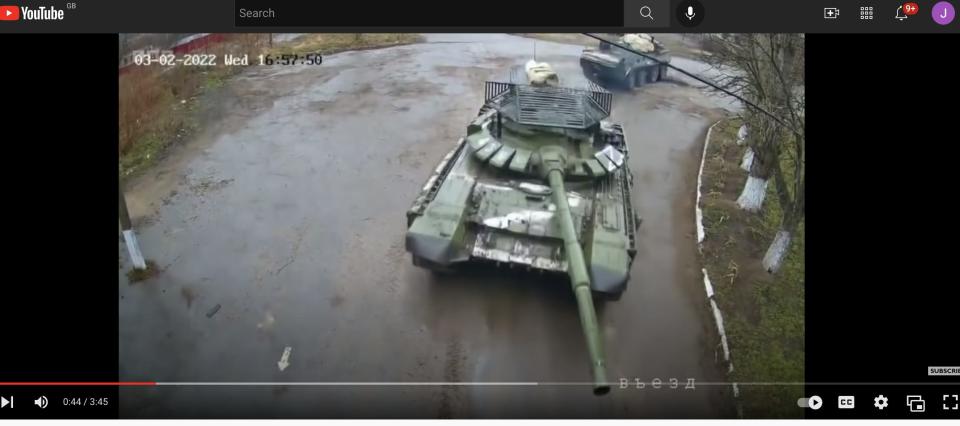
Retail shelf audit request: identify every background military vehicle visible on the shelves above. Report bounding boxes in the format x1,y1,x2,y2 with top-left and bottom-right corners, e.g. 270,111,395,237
580,33,671,88
405,62,641,394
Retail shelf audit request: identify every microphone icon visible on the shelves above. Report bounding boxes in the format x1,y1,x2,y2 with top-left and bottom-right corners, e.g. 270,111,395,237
677,1,702,27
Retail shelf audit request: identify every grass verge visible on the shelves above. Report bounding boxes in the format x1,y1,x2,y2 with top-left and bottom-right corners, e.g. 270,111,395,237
272,33,423,55
699,118,805,418
119,35,268,179
119,33,422,179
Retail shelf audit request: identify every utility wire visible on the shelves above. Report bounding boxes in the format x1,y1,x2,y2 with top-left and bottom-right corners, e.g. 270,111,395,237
582,33,801,137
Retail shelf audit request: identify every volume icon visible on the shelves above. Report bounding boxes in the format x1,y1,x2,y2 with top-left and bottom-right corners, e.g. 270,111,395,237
35,395,48,409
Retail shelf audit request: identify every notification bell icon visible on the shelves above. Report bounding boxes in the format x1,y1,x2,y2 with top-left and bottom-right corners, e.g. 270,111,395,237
895,5,908,20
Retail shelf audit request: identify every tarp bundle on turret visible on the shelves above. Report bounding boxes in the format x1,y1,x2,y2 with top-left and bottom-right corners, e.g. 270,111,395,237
619,33,656,53
524,60,559,86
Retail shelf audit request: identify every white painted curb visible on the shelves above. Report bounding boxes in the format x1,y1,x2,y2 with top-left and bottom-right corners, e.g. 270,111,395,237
696,119,743,415
694,121,717,249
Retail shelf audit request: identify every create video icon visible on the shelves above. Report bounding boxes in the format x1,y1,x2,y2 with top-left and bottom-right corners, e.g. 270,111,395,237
0,5,19,20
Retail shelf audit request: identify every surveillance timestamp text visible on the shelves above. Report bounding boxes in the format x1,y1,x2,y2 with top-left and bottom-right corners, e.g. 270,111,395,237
132,53,322,67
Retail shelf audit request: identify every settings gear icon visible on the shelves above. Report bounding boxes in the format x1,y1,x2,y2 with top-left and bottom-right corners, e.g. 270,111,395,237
874,394,889,410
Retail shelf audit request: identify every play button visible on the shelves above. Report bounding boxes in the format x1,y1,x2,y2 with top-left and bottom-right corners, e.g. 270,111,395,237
808,395,823,410
1,396,11,408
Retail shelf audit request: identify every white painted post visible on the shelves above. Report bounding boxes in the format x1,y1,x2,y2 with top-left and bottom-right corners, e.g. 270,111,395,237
119,187,147,270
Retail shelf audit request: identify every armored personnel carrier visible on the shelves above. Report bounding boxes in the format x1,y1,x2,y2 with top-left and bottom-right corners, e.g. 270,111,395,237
405,62,641,394
580,33,671,88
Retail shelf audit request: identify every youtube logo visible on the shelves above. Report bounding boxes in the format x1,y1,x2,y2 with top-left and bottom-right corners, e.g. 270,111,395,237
0,5,18,21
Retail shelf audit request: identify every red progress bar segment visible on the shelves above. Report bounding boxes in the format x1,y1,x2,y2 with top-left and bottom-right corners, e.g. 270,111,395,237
0,382,156,386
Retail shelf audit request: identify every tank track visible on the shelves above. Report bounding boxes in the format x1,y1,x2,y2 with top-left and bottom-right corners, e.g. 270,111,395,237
406,138,468,226
603,124,639,258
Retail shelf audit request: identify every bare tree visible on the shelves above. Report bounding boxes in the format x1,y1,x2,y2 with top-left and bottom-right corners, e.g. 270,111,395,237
705,34,805,273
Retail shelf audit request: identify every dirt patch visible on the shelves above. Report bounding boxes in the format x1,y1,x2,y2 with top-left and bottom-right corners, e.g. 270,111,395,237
384,78,437,98
180,286,197,308
329,293,345,308
308,100,335,113
397,149,426,169
126,260,161,284
438,337,465,418
699,118,804,418
189,177,234,196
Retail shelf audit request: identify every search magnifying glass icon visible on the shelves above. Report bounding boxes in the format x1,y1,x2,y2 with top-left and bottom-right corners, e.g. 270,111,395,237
639,5,654,20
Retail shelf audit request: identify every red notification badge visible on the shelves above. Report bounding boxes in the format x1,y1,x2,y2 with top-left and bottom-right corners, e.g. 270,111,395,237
903,2,919,16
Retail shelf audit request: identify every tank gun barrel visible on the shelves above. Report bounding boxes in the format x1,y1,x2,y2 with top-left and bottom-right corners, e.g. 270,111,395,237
546,168,610,396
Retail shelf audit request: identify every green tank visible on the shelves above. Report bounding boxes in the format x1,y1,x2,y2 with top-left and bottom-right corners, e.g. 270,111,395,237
405,64,641,394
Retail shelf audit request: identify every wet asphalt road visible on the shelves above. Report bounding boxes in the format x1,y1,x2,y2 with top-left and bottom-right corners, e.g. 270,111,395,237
119,34,737,418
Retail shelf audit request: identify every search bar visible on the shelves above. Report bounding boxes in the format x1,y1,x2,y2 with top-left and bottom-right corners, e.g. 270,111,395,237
235,0,623,27
624,0,670,28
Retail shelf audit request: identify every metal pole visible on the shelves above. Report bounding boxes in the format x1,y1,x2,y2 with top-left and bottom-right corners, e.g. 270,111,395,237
119,187,147,270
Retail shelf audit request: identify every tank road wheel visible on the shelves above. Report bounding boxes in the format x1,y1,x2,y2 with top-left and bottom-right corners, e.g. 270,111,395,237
622,68,635,89
581,64,598,83
631,69,643,88
649,67,660,83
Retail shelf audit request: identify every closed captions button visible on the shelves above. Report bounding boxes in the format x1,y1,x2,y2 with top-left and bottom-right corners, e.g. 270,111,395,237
838,395,855,409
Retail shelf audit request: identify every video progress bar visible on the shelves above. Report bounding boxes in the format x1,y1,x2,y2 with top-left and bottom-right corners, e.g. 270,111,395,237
156,382,960,386
2,382,959,387
0,382,156,386
0,382,537,387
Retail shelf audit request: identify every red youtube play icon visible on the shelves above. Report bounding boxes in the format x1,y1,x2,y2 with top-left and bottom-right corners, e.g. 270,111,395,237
0,5,19,20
